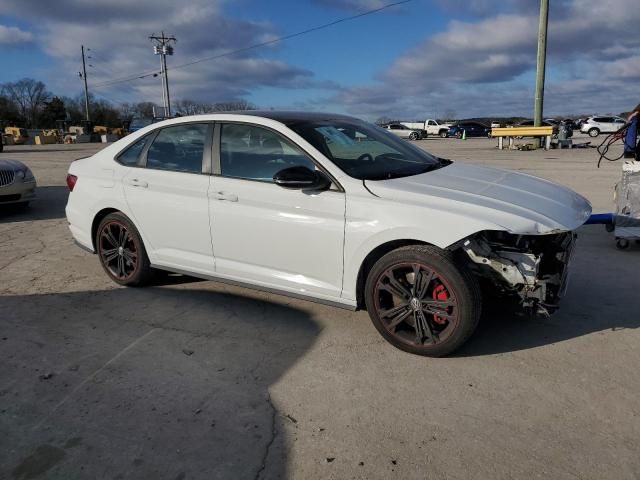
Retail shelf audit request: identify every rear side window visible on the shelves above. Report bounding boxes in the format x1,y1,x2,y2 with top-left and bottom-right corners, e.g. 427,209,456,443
146,124,207,173
117,135,149,166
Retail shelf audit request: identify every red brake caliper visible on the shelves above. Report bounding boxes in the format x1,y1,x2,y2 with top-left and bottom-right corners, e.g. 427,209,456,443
432,284,449,325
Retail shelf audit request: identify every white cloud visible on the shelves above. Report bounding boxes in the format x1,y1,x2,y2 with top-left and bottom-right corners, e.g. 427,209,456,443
0,25,33,45
330,0,640,118
312,0,390,11
1,0,327,105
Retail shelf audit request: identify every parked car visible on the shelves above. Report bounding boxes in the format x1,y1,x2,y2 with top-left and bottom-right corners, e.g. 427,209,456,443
516,120,559,136
401,119,449,138
382,123,422,140
65,112,591,356
580,116,627,137
0,159,37,207
448,122,491,138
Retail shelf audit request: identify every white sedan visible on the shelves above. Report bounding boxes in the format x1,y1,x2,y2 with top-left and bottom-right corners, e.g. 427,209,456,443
65,112,591,356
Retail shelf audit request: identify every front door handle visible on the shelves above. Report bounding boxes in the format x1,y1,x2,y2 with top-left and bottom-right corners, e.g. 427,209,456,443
127,178,148,188
214,191,238,202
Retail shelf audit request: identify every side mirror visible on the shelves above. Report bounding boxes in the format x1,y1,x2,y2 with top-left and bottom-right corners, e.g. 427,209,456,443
273,166,331,191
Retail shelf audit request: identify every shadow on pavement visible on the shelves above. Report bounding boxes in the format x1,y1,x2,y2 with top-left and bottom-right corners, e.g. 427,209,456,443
0,186,68,223
457,227,640,356
0,286,320,479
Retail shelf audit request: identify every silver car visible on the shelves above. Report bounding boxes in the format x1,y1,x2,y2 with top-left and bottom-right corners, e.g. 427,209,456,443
382,123,423,140
0,159,36,207
580,116,627,137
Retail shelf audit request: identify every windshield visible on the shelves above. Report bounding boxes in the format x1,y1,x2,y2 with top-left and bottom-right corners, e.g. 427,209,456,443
287,119,444,180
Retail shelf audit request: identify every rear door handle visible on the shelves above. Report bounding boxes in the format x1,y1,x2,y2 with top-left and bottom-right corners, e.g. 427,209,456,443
214,191,238,202
127,178,148,188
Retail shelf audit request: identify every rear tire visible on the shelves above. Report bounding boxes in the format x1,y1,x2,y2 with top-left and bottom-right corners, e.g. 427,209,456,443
588,128,600,137
409,132,419,141
96,212,153,286
364,245,481,357
439,130,448,138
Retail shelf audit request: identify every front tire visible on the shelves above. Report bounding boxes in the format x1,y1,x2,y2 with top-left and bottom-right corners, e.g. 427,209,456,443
588,128,600,137
364,245,481,357
96,212,153,286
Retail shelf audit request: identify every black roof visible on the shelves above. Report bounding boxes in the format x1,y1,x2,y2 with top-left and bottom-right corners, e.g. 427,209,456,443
224,110,360,124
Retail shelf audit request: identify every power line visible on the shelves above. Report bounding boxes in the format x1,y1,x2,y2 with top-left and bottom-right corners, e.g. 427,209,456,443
90,0,411,89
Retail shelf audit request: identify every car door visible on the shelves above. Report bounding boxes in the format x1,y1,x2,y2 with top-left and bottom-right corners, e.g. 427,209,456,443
611,118,626,133
592,117,606,132
388,124,403,138
121,122,215,275
208,122,346,299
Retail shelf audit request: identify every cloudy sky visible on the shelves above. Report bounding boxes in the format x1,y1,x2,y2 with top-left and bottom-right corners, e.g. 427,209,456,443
1,0,639,120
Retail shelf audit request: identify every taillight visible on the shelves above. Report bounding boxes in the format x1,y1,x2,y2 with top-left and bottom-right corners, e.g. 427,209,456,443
66,174,78,192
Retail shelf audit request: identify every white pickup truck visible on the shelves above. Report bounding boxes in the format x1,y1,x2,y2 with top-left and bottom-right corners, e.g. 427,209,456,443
401,119,450,138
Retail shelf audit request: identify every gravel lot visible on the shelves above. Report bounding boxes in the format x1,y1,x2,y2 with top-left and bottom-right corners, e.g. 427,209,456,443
1,135,638,480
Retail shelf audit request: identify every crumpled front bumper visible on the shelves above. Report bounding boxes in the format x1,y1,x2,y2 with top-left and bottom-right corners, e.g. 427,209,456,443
460,230,577,315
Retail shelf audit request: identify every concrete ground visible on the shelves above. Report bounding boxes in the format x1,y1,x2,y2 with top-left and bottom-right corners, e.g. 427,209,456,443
1,135,638,480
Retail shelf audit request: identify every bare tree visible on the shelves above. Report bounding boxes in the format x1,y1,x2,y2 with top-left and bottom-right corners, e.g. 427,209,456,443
211,100,256,112
173,99,256,116
1,78,50,128
443,109,457,122
174,99,211,116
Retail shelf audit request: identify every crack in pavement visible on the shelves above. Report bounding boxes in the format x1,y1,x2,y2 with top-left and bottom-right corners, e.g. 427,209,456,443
254,391,278,480
0,238,45,272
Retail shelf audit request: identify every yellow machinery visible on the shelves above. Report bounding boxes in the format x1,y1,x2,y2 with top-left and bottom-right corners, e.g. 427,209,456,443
110,127,128,138
4,127,29,145
34,129,59,145
93,125,109,135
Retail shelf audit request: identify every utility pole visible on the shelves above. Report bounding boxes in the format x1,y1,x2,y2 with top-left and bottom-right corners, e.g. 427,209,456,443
149,32,176,118
533,0,549,134
79,45,90,122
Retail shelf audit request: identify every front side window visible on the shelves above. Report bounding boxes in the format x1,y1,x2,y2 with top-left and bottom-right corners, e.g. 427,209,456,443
220,124,316,182
287,119,442,181
146,123,207,173
117,135,149,166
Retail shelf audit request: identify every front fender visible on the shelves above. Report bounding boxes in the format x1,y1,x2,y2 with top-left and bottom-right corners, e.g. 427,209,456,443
341,194,507,301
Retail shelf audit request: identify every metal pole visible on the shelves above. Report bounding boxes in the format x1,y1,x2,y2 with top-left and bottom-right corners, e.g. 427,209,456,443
162,52,171,117
150,32,175,118
533,0,549,132
159,52,167,116
81,45,90,122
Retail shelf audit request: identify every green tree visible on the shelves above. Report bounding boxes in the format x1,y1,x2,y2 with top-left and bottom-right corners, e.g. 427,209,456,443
0,95,23,126
39,96,67,128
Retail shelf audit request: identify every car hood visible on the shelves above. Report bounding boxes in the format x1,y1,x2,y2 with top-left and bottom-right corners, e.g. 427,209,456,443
365,162,592,234
0,159,27,170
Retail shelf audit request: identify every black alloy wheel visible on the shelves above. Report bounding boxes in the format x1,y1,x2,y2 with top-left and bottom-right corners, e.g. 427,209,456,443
365,245,481,356
96,212,153,286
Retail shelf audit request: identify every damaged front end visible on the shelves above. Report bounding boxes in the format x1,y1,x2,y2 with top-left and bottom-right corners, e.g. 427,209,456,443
456,230,576,316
